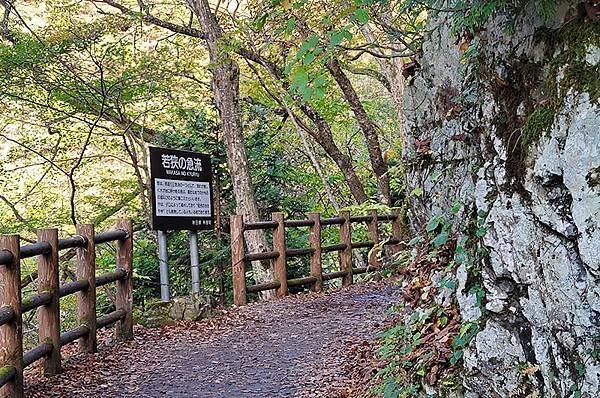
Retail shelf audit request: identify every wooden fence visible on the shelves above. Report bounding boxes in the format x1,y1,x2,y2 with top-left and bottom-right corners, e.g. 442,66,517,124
0,220,133,398
231,210,403,306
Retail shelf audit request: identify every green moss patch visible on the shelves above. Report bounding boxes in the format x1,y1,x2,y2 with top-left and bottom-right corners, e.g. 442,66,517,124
520,106,556,152
517,19,600,154
545,19,600,104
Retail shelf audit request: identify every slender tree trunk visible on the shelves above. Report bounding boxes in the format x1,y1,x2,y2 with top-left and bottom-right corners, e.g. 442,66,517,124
296,101,369,203
187,0,273,290
361,26,407,144
245,58,369,204
326,57,391,205
287,107,341,211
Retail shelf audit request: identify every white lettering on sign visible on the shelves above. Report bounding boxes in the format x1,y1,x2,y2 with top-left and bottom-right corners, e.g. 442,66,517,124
154,178,212,218
161,155,203,172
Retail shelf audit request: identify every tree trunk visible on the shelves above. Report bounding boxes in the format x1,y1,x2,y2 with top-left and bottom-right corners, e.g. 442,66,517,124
326,57,391,205
288,107,341,211
186,0,273,289
361,25,407,144
245,57,369,204
296,101,369,204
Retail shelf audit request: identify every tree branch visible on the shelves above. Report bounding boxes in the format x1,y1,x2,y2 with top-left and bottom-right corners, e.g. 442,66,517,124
0,194,26,223
94,0,205,38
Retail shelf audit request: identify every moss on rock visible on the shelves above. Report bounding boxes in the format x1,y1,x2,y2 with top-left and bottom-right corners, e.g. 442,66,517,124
521,106,556,152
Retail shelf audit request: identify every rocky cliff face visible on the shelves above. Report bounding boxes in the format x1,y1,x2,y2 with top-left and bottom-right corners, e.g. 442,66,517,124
403,3,599,397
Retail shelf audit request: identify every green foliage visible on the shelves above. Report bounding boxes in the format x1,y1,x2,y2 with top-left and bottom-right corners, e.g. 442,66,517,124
419,0,558,36
450,322,478,365
546,19,600,103
2,0,405,320
520,106,555,151
375,196,492,397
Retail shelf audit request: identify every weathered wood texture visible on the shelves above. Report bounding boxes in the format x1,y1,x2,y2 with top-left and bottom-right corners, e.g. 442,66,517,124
232,211,402,305
231,215,247,306
37,229,61,375
339,211,353,287
0,236,23,398
272,213,288,298
367,210,381,268
115,219,133,340
76,224,96,353
0,221,133,396
308,212,322,293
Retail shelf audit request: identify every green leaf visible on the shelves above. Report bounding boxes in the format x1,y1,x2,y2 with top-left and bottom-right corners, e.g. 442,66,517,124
438,278,456,289
303,52,315,66
292,0,305,9
410,187,423,197
286,17,296,34
426,216,440,232
455,249,469,265
307,34,319,49
353,8,369,24
254,13,268,30
290,67,308,90
431,230,449,247
475,227,487,238
299,85,313,101
449,349,463,365
450,200,461,214
383,380,399,398
312,73,326,87
313,87,325,99
408,235,423,246
328,29,351,47
296,34,319,59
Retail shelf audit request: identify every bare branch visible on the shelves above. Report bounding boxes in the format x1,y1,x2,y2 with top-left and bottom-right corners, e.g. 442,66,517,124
0,194,26,223
93,0,205,38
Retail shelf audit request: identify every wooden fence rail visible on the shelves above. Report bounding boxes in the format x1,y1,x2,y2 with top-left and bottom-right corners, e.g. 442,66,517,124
231,210,403,306
0,219,133,398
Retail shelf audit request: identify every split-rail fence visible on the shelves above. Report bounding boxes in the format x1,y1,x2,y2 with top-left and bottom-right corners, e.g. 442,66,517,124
231,210,403,305
0,211,403,396
0,220,133,398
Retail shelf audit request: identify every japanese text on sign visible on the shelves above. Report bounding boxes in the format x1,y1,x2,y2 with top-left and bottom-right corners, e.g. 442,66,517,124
154,179,212,218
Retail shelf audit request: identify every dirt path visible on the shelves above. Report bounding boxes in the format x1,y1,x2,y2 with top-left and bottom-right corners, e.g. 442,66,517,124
26,282,400,398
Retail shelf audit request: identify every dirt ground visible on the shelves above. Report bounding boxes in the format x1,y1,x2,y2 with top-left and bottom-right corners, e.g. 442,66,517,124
25,281,400,398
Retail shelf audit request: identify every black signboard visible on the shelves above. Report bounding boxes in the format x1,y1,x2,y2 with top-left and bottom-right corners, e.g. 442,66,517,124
149,147,213,231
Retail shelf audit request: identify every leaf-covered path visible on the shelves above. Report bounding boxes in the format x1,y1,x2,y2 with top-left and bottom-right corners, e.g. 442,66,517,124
26,282,400,398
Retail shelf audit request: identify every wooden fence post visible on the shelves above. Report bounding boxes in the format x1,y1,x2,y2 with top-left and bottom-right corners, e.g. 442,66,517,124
367,209,381,268
231,215,247,306
272,213,288,298
0,235,24,398
339,211,353,287
37,228,61,375
308,212,322,293
115,219,133,340
76,224,96,353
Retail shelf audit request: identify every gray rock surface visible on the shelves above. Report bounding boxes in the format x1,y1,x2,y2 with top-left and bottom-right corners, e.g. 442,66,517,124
403,3,599,396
